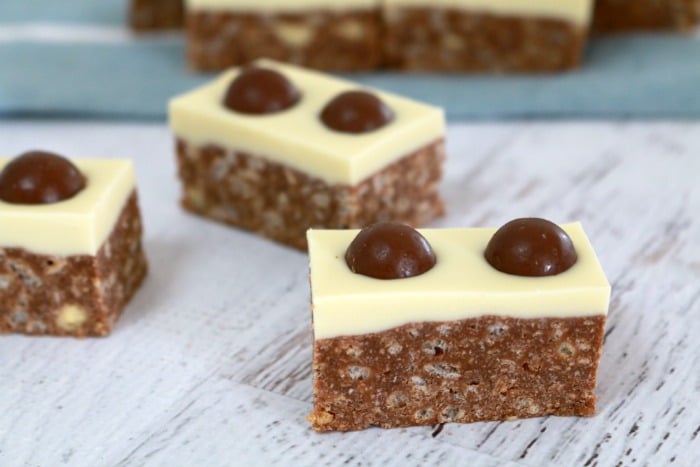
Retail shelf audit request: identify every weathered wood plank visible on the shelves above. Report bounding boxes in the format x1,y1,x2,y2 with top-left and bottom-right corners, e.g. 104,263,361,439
0,120,698,466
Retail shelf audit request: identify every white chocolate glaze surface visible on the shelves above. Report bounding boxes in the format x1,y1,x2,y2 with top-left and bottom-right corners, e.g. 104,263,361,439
169,59,445,185
308,223,610,340
187,0,378,12
0,159,135,256
384,0,593,25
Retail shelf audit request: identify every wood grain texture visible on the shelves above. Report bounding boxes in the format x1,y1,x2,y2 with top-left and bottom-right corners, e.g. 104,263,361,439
0,120,698,466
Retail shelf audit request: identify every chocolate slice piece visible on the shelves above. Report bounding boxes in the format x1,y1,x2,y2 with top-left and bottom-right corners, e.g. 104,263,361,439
307,224,610,432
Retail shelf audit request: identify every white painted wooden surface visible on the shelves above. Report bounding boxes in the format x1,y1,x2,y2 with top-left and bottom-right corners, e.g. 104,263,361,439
0,120,698,467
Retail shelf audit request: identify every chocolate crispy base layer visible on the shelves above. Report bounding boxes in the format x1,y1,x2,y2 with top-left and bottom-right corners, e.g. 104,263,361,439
309,315,606,432
186,10,382,71
0,191,148,337
593,0,700,32
130,0,184,31
384,8,588,72
176,139,445,250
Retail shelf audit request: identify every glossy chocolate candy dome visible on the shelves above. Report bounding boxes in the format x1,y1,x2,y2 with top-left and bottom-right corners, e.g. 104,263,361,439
0,150,86,204
345,222,436,279
484,218,577,277
321,90,394,134
223,66,301,114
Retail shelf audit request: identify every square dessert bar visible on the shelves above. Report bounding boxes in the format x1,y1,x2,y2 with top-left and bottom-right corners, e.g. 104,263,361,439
0,156,147,337
129,0,184,31
169,60,445,250
186,0,382,71
307,221,610,431
383,0,594,72
593,0,700,32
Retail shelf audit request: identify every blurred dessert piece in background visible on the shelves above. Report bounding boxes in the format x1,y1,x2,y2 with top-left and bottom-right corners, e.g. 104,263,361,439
185,0,382,71
383,0,595,72
593,0,700,33
130,0,184,31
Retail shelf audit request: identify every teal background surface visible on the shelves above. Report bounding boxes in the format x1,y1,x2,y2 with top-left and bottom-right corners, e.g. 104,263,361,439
1,0,698,120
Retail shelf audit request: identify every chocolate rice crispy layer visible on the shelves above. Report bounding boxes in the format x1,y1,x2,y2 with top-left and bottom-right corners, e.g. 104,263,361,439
310,314,606,431
593,0,700,32
176,139,445,250
130,0,184,31
187,9,382,71
384,8,588,72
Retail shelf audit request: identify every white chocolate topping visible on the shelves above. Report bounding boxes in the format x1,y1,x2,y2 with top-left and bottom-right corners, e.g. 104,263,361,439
385,0,593,25
169,59,445,186
307,223,610,340
187,0,378,12
0,159,136,256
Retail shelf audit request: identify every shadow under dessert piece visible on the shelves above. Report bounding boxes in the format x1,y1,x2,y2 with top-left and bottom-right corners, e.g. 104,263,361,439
169,60,445,250
307,219,610,431
0,151,148,337
593,0,700,33
383,0,594,72
186,0,382,71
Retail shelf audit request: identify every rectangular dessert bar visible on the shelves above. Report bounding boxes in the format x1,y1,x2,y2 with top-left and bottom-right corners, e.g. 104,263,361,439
0,159,148,337
307,224,610,431
593,0,700,32
186,0,383,71
129,0,184,31
169,60,445,250
383,0,594,72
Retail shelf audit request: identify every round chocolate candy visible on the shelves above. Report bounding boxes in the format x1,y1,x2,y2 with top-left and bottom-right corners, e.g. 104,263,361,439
484,218,577,277
320,90,394,134
345,222,436,280
0,150,86,204
223,66,300,114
